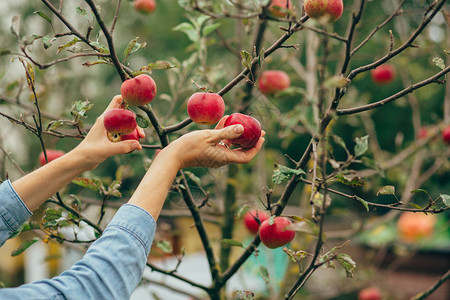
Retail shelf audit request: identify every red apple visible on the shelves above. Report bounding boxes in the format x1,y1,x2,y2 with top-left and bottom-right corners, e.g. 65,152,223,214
187,92,225,125
224,113,262,149
121,74,157,106
358,287,382,300
269,0,293,18
120,127,140,142
371,64,396,85
442,125,450,144
259,217,295,249
244,210,270,234
258,70,290,95
397,212,436,243
103,108,137,143
134,0,156,13
304,0,344,22
38,149,65,166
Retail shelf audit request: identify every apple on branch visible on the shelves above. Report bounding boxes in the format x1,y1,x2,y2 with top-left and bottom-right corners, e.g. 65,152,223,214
243,210,270,234
442,125,450,144
259,216,295,249
371,64,396,85
268,0,293,18
304,0,344,22
38,149,65,166
187,92,225,125
121,74,157,106
358,287,382,300
103,108,138,142
224,113,262,149
133,0,156,13
258,70,291,95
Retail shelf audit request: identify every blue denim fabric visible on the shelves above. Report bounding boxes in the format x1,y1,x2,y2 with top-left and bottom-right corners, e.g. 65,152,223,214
0,180,157,300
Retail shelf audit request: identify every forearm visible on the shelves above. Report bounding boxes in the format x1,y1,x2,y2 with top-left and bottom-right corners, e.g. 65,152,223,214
128,147,181,220
12,148,93,212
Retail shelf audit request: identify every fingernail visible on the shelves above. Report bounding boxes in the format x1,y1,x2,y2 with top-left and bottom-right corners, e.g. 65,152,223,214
234,125,244,134
132,142,140,150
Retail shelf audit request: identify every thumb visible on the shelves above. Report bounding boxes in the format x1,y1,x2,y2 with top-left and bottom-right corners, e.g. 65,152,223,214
212,125,244,142
110,140,142,155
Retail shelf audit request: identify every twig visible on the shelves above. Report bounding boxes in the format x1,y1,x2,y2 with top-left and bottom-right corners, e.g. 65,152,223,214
412,269,450,300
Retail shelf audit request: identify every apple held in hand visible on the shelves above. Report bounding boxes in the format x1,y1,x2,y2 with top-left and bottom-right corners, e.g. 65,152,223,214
371,64,396,85
269,0,293,18
304,0,344,22
134,0,156,13
358,287,382,300
258,70,291,95
121,74,157,106
224,113,262,149
103,108,137,142
120,128,140,142
39,149,65,166
259,217,295,249
244,210,270,234
187,92,225,125
442,125,450,144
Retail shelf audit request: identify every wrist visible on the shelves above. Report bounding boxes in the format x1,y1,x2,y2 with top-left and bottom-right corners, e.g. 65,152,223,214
65,147,100,172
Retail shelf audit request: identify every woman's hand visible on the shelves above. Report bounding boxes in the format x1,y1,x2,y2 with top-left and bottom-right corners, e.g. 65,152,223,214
165,115,265,169
72,95,145,170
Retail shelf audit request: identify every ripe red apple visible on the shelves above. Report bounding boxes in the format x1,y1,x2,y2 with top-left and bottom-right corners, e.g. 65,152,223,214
120,127,140,142
121,74,157,106
304,0,344,22
187,92,225,125
103,108,137,142
358,287,382,300
244,210,270,234
224,113,262,149
133,0,156,13
397,212,436,243
268,0,293,18
259,217,295,249
258,70,290,95
371,64,396,85
39,149,65,166
442,125,450,144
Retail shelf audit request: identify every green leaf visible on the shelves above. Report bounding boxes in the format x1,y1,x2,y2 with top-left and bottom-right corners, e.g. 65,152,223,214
10,222,39,239
18,57,35,91
42,34,55,49
184,171,201,186
47,120,65,131
335,173,365,187
240,50,252,70
172,22,198,42
124,37,138,59
408,203,423,209
57,38,80,54
258,47,265,68
440,194,450,207
355,196,369,212
432,57,445,70
410,189,427,194
272,165,305,185
11,238,39,256
336,253,356,278
202,23,221,36
91,42,109,53
377,185,395,196
0,49,11,57
268,215,275,225
72,177,103,192
135,113,150,128
44,208,62,221
76,7,88,16
82,59,109,67
354,135,369,157
156,240,173,253
221,239,243,248
33,11,52,24
145,60,176,70
235,204,249,219
259,266,270,285
283,247,308,262
106,180,122,198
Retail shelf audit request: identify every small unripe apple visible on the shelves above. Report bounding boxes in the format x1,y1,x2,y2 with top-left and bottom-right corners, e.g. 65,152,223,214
224,113,262,149
358,287,382,300
442,125,450,144
103,108,137,143
39,149,65,166
371,64,396,85
259,217,295,249
258,70,291,95
244,210,270,234
134,0,156,13
304,0,344,22
187,92,225,125
268,0,293,18
397,212,436,243
121,74,157,106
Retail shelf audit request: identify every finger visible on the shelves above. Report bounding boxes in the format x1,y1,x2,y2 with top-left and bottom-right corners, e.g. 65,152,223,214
224,137,265,164
106,95,124,111
261,130,266,137
137,126,146,139
109,140,142,155
210,124,244,143
214,115,229,130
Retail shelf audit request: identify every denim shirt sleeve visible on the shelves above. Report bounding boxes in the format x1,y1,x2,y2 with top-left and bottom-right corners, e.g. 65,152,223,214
0,203,157,300
0,180,33,247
